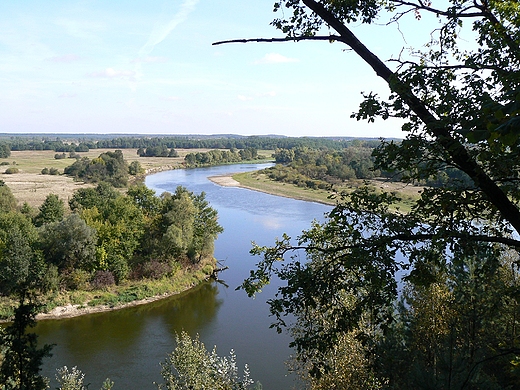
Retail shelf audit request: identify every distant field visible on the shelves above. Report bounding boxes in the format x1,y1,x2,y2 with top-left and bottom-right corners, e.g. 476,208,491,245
0,148,204,208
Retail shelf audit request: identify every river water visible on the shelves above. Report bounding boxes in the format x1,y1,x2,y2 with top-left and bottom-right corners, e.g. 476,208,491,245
36,163,331,389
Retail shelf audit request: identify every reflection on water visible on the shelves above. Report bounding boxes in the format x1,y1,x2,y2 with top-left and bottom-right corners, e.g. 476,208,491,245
35,164,331,389
38,282,222,388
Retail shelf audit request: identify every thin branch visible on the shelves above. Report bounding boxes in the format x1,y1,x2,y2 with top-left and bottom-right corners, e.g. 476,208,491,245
213,35,341,46
390,0,486,18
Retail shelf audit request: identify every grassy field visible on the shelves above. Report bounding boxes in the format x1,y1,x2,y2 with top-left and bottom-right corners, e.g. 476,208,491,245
0,148,206,208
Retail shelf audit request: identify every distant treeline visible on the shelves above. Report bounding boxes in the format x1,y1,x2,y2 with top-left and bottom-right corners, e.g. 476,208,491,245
184,147,265,167
0,135,384,156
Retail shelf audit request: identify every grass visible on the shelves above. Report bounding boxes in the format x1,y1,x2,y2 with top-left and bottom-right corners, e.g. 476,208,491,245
233,170,422,212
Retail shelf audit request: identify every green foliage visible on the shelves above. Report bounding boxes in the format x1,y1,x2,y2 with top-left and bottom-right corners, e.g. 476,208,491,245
64,150,128,187
38,214,97,271
34,193,65,227
3,168,19,175
0,226,44,297
184,148,261,168
128,160,144,175
0,301,53,390
156,331,256,390
0,182,17,213
0,143,11,159
235,0,520,387
55,366,113,390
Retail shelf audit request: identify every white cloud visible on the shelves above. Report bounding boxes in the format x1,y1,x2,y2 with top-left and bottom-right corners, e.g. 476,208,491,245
131,56,168,64
162,96,180,101
55,18,104,41
58,93,77,98
138,0,200,58
255,53,299,64
238,95,253,101
48,54,81,63
88,68,136,80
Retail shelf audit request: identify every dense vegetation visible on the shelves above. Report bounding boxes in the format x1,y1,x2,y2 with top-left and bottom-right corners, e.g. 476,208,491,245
0,178,222,313
63,150,135,187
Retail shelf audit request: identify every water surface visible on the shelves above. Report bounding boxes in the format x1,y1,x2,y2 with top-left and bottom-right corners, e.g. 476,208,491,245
38,164,331,389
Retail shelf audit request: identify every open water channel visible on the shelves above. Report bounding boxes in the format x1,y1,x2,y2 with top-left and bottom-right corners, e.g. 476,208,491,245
36,163,331,389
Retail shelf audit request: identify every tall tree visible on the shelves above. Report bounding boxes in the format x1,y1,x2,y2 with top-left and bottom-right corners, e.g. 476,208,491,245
223,0,520,387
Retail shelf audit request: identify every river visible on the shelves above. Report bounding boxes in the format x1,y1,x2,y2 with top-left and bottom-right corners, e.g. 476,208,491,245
36,163,331,389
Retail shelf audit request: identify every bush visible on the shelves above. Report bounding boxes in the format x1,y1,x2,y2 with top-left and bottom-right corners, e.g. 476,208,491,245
60,269,91,291
130,260,171,280
49,167,60,175
41,264,60,293
4,167,19,174
41,167,49,175
0,162,9,166
91,271,115,290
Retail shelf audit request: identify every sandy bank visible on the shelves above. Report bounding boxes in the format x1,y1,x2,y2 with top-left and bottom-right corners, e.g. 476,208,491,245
207,174,241,187
35,290,185,321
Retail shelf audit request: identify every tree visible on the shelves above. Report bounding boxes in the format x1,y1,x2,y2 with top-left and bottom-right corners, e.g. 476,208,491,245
38,214,97,271
34,193,65,227
224,0,520,387
156,331,257,390
0,301,53,390
0,181,17,213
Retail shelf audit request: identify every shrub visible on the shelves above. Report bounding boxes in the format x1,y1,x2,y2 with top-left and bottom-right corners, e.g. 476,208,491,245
60,269,91,291
49,167,60,175
0,162,9,166
4,167,19,174
41,264,60,293
41,167,49,175
91,270,115,290
130,260,171,280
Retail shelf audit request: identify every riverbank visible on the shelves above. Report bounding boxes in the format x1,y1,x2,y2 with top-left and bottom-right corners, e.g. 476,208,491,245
0,258,216,322
209,170,422,211
209,172,337,206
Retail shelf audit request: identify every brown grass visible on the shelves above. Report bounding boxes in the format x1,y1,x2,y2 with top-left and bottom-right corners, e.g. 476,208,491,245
0,148,210,208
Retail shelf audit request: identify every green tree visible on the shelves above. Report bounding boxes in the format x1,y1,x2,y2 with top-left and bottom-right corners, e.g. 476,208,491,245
38,214,97,271
0,181,17,213
34,193,65,227
0,302,53,390
230,0,520,387
156,331,256,390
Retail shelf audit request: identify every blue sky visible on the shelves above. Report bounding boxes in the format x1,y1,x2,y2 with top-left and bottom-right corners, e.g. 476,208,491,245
0,1,437,138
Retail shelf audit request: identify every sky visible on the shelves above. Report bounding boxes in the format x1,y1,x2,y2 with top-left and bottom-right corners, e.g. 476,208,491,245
0,1,441,138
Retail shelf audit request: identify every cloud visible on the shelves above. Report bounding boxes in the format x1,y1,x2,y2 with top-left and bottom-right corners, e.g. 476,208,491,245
88,68,136,80
162,96,180,101
48,54,81,63
238,91,277,101
255,53,299,64
131,56,168,64
138,0,199,58
58,93,77,98
55,18,104,41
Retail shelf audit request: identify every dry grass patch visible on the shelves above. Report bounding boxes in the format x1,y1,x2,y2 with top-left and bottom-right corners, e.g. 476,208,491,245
0,148,216,208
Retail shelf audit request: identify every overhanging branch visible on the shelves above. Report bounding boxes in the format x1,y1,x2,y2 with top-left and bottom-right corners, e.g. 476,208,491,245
212,35,342,46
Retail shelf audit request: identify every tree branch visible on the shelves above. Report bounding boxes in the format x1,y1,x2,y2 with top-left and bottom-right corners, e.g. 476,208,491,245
299,0,520,235
213,35,342,46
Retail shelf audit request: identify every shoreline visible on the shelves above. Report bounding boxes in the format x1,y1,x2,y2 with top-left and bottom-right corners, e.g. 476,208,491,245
12,165,319,322
208,173,336,206
35,287,196,321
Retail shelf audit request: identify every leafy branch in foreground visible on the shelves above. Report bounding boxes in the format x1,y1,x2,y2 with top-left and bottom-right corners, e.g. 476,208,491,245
225,1,520,386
